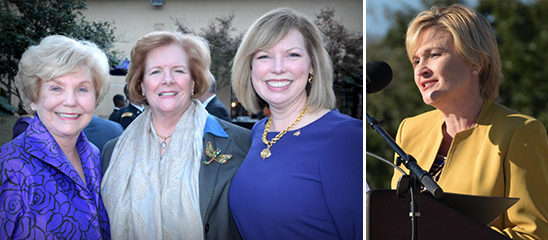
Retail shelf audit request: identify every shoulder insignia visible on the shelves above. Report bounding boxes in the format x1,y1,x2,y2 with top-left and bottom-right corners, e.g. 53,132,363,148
121,112,134,118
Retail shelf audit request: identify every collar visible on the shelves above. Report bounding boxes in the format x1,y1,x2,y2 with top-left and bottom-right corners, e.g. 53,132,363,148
203,114,228,138
202,94,216,107
130,102,146,112
476,98,495,125
25,114,97,189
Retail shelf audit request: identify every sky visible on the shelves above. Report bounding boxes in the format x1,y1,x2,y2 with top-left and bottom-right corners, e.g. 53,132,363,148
365,0,424,39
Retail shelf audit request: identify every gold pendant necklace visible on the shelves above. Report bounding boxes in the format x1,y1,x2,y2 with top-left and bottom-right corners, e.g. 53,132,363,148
261,103,309,159
157,133,172,149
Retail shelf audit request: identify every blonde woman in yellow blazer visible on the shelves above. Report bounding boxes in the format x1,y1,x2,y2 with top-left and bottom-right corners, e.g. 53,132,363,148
391,4,548,239
392,99,548,239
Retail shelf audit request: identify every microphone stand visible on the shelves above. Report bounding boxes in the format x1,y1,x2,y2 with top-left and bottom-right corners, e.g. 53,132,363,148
366,113,443,240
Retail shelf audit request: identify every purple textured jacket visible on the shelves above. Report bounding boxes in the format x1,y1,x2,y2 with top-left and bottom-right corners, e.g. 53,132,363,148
0,115,110,239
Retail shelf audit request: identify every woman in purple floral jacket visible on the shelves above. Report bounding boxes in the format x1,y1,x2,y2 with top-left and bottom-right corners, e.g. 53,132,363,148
0,35,111,239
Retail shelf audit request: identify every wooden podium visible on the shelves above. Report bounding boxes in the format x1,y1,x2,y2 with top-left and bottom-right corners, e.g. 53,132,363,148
366,190,518,240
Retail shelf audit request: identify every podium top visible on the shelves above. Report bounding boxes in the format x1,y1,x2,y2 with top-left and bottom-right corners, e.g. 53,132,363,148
367,190,517,240
433,191,518,225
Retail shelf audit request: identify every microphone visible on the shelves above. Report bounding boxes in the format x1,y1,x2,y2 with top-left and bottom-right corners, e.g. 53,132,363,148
366,61,393,94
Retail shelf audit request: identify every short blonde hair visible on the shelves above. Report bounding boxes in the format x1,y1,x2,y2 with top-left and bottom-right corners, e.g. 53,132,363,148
125,31,211,104
231,7,335,114
15,35,110,112
406,4,502,100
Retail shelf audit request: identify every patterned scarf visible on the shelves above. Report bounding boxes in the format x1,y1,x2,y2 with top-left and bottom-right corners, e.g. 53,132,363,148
102,99,208,240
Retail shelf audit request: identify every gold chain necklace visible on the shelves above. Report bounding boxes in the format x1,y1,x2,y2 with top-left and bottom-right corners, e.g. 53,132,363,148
157,133,172,149
261,103,309,159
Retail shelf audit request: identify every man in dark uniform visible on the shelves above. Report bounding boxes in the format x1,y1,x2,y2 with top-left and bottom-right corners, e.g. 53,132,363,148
119,85,146,129
198,75,231,122
109,94,126,123
84,115,123,152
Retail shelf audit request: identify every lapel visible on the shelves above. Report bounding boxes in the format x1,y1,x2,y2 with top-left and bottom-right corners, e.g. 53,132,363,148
205,96,217,113
199,124,233,221
25,115,90,190
417,117,445,170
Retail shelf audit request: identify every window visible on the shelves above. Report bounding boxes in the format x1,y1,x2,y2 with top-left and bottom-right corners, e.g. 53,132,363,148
151,0,164,7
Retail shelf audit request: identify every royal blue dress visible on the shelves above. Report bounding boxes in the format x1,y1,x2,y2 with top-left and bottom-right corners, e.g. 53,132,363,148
229,110,363,240
0,115,110,239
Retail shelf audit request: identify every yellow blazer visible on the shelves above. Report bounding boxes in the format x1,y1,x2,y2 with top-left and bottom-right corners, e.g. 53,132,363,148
391,99,548,239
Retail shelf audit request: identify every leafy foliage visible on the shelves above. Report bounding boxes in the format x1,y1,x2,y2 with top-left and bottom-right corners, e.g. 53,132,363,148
477,0,548,125
315,8,363,118
174,14,242,91
0,0,121,112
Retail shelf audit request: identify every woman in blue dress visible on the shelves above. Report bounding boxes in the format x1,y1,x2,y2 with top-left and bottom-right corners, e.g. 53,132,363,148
0,35,111,239
229,7,363,240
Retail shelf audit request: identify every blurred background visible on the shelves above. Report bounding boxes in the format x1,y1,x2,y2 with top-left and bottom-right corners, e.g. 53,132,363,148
366,0,548,189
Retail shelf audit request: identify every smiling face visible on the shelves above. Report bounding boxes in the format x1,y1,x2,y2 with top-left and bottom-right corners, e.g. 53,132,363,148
251,28,313,110
412,28,480,108
142,44,195,117
31,67,96,143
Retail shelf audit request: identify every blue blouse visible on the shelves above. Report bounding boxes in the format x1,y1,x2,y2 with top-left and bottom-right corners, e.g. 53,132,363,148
0,115,110,239
229,110,363,240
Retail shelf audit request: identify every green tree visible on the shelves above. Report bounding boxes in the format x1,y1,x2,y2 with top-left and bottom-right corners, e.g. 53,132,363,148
477,0,548,125
315,8,363,119
0,0,121,112
174,14,242,92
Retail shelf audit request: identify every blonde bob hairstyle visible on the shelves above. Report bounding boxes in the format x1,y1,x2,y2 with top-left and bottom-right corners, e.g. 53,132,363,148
15,35,110,113
125,31,211,104
231,7,336,114
406,4,502,100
